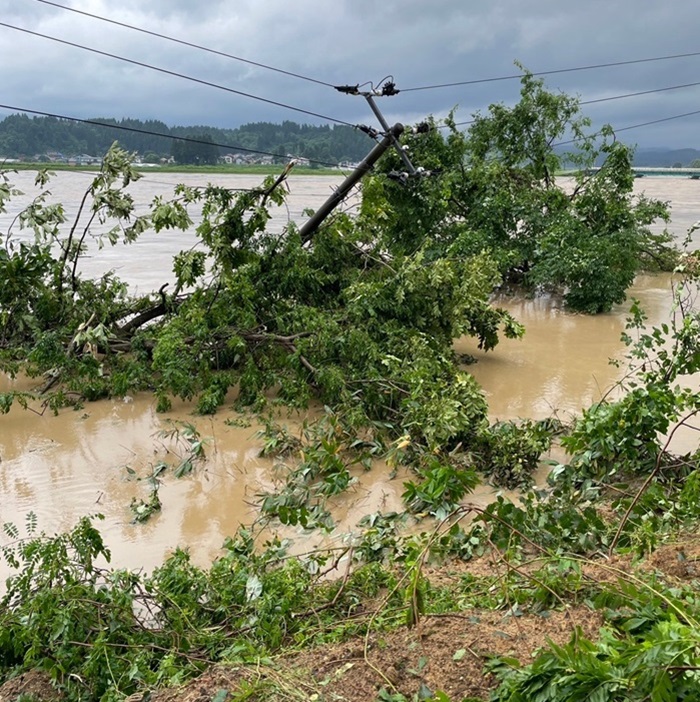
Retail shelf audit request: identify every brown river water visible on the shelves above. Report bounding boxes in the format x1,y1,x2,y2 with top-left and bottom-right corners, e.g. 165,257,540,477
1,172,699,576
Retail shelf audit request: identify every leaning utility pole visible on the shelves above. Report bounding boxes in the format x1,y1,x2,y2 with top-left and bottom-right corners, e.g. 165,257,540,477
298,79,426,242
299,123,404,243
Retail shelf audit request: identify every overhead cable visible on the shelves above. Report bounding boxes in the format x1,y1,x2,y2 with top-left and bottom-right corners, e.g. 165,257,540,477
615,108,700,132
417,106,700,148
580,80,700,106
401,50,700,92
0,103,345,169
33,0,335,89
553,108,700,147
449,78,700,128
0,22,355,128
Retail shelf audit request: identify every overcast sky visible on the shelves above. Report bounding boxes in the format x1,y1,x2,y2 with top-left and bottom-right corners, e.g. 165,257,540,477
2,0,700,149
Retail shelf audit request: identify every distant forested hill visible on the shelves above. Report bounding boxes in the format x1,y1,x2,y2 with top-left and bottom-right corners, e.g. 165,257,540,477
0,114,374,165
3,112,698,168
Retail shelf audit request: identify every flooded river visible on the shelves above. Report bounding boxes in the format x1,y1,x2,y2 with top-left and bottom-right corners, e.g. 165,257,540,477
1,172,699,575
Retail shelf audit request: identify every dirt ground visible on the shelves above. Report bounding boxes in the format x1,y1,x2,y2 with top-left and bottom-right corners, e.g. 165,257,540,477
138,605,601,702
2,542,699,702
0,671,58,702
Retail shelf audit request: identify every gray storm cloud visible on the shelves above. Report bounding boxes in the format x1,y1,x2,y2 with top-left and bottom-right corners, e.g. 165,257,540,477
1,0,699,147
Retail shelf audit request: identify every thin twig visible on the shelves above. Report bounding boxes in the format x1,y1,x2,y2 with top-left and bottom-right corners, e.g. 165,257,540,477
609,407,700,554
291,548,354,619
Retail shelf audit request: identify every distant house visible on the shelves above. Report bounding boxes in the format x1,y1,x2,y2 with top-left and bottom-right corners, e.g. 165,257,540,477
221,152,249,165
219,153,283,166
75,154,100,166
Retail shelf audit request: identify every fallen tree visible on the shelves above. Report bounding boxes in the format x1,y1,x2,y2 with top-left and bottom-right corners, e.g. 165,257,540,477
0,73,679,490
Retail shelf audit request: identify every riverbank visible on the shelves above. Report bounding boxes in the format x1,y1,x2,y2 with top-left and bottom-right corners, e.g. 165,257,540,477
4,161,343,176
3,509,700,702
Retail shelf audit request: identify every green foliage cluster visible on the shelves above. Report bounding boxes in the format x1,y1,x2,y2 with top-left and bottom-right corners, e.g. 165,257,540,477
473,419,557,489
492,579,700,701
368,72,675,313
0,142,524,506
0,515,396,701
562,291,700,479
1,75,676,423
256,409,385,528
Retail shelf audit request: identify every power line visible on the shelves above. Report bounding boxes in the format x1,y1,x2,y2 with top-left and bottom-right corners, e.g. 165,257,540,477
31,0,700,111
0,22,355,128
0,103,346,169
580,80,700,106
450,78,700,128
401,50,700,92
553,108,700,147
33,0,335,89
616,109,700,133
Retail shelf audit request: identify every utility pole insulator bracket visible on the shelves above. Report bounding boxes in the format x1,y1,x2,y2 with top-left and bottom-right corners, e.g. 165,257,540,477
335,84,360,95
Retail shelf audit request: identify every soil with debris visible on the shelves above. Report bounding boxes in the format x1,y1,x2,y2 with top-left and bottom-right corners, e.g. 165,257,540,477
141,605,602,702
1,545,696,702
294,607,603,701
0,671,58,702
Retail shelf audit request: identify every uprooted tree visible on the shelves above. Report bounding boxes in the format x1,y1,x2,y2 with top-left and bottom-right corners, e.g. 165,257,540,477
0,73,678,490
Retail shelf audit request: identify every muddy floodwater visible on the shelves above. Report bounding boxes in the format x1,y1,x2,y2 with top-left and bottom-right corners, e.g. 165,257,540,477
1,173,699,576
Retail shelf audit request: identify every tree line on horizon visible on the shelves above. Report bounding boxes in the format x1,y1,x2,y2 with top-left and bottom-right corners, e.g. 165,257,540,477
0,113,374,165
3,112,700,168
